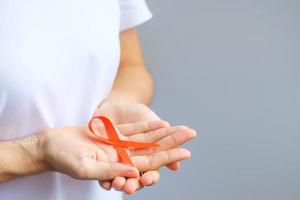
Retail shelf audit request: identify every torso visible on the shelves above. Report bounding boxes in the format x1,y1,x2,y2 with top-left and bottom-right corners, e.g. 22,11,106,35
0,1,122,199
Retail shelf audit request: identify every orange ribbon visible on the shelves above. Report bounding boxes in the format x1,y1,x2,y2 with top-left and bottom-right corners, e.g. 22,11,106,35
88,115,159,166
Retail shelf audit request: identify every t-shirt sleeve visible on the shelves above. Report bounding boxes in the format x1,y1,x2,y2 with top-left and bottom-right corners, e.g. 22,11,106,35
119,0,153,32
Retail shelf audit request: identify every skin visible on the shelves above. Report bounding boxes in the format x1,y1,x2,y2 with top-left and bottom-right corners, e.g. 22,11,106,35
0,121,195,183
94,28,196,194
95,100,187,194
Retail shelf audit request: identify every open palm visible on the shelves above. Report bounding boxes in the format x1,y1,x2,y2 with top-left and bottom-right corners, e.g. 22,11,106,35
91,119,193,173
41,120,195,182
94,99,196,194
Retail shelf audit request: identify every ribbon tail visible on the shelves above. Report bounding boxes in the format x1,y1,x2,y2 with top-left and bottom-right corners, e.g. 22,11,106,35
114,146,133,166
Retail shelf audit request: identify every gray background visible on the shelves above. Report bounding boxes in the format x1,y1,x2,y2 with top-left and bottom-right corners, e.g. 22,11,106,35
127,0,300,200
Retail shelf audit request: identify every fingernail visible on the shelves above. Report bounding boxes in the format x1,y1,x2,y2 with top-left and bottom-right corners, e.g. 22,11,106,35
143,178,152,186
190,129,197,137
160,120,169,127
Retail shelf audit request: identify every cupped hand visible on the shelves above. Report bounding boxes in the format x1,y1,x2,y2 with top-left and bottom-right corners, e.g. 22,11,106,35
94,99,196,194
37,120,195,184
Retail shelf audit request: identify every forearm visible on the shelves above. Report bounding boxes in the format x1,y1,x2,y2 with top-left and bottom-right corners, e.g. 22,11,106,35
108,65,154,105
0,134,51,182
107,28,154,105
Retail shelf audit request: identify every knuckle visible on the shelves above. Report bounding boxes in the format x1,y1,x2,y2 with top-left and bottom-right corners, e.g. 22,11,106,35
75,162,90,178
147,155,155,169
101,164,113,180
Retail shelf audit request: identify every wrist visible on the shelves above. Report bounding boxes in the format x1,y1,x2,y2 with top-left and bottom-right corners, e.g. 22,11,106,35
0,133,52,182
97,97,140,112
18,133,53,175
104,93,140,104
33,133,53,172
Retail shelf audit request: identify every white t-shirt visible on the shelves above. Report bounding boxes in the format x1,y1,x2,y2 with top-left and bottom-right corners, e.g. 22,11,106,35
0,0,152,199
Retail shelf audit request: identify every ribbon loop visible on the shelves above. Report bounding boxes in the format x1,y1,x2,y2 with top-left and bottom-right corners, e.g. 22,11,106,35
88,115,159,166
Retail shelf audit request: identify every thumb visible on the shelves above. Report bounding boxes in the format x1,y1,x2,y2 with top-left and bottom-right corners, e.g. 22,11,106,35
84,160,139,181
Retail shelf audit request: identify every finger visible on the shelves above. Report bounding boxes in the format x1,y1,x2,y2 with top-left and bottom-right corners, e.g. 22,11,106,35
123,178,143,195
154,127,196,151
128,125,171,144
132,148,191,172
140,170,160,186
166,162,181,171
99,181,112,191
130,126,196,156
81,160,139,181
117,120,170,136
112,177,126,191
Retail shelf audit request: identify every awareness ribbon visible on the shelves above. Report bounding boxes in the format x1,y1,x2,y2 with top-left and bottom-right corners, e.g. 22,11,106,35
88,115,159,166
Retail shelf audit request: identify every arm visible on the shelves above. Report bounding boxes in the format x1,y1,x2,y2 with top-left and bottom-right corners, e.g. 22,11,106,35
107,28,153,105
0,124,193,183
0,127,143,183
0,135,50,182
97,28,180,194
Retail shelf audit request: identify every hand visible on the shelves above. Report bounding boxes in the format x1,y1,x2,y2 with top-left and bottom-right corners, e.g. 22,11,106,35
37,121,195,183
94,99,160,124
94,99,196,194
